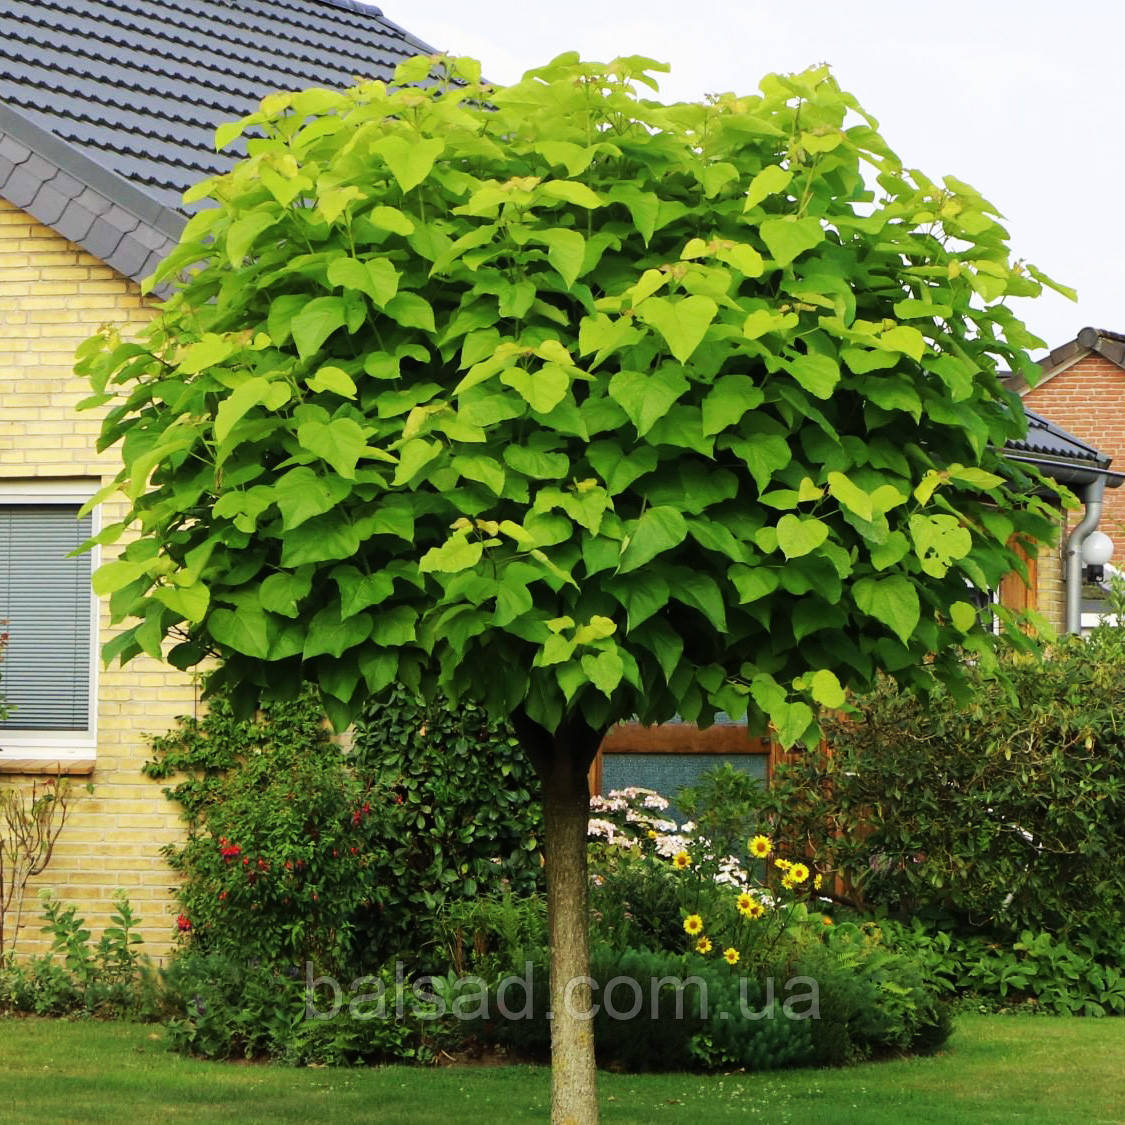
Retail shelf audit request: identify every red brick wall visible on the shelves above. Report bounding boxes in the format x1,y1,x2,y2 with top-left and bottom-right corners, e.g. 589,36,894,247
1023,354,1125,553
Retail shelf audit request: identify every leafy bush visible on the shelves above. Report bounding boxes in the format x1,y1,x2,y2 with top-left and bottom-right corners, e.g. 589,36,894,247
762,617,1125,944
146,684,542,975
879,917,1125,1016
475,936,947,1073
0,890,155,1017
349,685,543,968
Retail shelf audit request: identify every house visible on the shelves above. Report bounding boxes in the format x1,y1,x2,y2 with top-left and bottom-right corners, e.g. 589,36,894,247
0,0,439,955
1005,327,1125,629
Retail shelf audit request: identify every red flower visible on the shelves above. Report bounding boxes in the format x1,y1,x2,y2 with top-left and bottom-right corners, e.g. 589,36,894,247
351,811,361,826
361,803,370,815
332,849,338,858
176,914,191,932
350,847,358,855
218,891,227,901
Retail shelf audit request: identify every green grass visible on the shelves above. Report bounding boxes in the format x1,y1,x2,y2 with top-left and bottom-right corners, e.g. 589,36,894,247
0,1014,1122,1124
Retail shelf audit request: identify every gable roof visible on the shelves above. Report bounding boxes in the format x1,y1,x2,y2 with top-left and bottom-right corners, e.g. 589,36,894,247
0,0,436,282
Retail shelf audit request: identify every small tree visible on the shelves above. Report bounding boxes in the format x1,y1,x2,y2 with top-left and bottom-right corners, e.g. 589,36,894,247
78,54,1061,1121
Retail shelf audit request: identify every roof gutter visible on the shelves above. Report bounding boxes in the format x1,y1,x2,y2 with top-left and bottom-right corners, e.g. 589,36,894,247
1064,476,1107,634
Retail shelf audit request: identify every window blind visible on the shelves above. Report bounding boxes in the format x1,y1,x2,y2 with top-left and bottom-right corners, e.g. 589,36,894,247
0,504,93,731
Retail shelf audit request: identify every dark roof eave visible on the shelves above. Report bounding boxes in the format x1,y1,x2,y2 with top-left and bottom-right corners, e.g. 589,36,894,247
0,102,184,284
1004,451,1125,490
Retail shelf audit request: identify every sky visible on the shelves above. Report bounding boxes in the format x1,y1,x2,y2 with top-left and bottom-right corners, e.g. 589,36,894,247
380,0,1122,355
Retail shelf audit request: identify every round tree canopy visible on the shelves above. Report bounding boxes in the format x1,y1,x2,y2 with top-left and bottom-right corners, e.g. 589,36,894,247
78,53,1061,744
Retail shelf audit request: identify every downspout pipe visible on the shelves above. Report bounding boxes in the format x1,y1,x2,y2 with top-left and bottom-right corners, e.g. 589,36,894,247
1064,476,1107,633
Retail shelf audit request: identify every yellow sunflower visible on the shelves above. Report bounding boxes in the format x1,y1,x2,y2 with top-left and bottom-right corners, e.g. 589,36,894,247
748,834,772,858
672,851,691,870
723,947,740,965
790,862,810,884
696,936,713,954
683,914,704,936
774,858,792,871
736,891,756,914
747,902,765,920
813,873,824,890
781,873,797,890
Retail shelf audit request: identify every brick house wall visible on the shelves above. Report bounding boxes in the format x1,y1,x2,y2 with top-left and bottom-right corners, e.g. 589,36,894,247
0,196,193,958
1023,354,1125,550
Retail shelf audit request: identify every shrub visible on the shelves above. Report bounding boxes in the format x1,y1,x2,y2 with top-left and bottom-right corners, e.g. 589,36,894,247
146,684,542,975
0,890,155,1018
761,616,1125,944
349,685,543,968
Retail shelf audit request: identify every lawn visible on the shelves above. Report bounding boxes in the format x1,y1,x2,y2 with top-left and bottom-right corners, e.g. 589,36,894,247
0,1014,1122,1124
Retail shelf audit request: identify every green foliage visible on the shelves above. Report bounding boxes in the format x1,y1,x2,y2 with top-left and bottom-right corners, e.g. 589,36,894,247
0,890,155,1017
146,685,541,974
159,953,432,1064
77,53,1062,748
349,685,543,968
879,918,1125,1017
763,615,1125,943
477,939,947,1072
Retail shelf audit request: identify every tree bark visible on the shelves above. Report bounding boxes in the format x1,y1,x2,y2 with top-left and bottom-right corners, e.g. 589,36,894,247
515,712,603,1125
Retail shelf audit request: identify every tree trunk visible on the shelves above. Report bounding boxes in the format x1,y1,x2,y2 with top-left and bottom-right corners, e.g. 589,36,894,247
514,712,603,1125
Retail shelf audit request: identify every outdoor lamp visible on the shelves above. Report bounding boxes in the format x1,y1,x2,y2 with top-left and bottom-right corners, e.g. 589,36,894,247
1082,530,1115,581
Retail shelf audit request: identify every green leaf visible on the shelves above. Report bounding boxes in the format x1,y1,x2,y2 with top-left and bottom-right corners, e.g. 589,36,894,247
153,583,209,623
729,431,791,493
227,211,278,266
419,535,484,575
452,454,505,495
701,375,765,436
744,164,792,211
326,256,400,307
619,507,688,573
385,292,436,333
305,365,357,399
869,530,911,571
608,573,670,630
950,600,978,633
638,295,718,364
728,564,780,604
581,649,624,698
608,367,689,437
177,333,233,375
370,605,417,647
333,566,394,617
909,513,973,578
260,570,313,617
827,472,873,521
292,297,347,359
501,363,570,414
303,604,373,659
393,438,443,485
210,605,271,659
298,417,391,478
773,700,815,750
215,377,290,447
535,229,586,288
854,575,921,644
273,467,351,530
538,180,604,208
586,442,657,494
878,325,926,362
776,514,830,559
787,353,840,399
573,616,617,645
807,669,845,708
759,217,824,266
503,445,570,480
374,135,444,193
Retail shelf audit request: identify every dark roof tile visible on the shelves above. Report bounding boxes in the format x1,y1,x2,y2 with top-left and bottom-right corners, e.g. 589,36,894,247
0,0,439,280
0,0,437,212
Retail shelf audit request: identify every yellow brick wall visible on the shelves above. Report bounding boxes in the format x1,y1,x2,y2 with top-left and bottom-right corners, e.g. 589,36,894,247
0,196,195,960
1037,530,1065,633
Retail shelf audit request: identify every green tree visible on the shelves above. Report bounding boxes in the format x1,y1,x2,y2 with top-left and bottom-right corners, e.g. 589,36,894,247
77,54,1062,1122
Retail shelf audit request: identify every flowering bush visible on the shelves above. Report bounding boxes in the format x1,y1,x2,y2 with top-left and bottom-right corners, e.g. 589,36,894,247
587,786,832,972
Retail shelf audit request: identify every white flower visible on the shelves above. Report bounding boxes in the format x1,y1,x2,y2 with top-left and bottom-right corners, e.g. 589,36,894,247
642,793,669,811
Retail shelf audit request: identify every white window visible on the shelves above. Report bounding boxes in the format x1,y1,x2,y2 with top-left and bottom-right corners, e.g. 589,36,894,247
0,480,99,771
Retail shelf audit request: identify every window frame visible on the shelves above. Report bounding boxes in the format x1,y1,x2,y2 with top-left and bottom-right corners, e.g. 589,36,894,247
0,479,101,772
